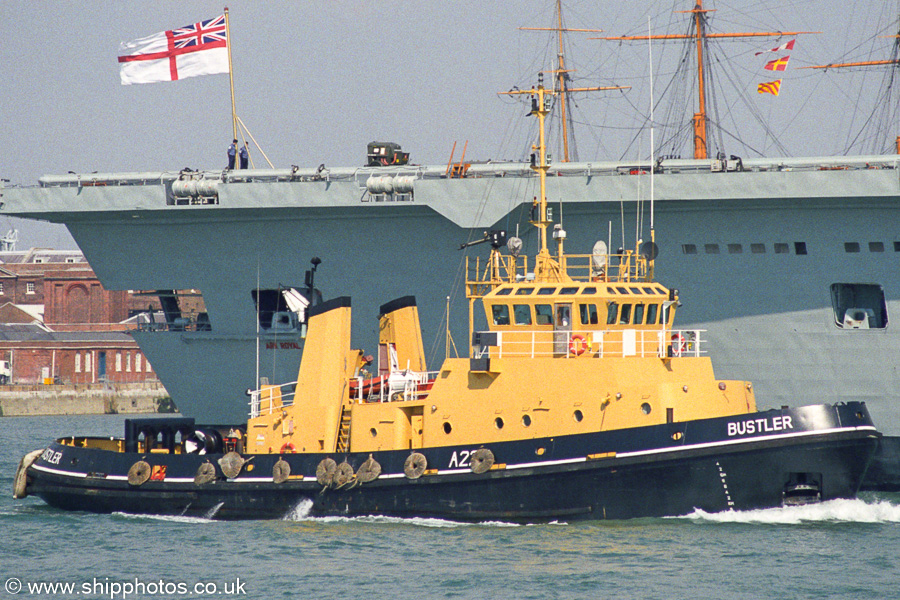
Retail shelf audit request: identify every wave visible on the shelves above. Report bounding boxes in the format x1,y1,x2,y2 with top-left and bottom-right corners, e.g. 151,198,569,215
682,497,900,524
281,498,521,527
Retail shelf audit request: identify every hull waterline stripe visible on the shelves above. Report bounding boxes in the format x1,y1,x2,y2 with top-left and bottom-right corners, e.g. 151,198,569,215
32,425,877,483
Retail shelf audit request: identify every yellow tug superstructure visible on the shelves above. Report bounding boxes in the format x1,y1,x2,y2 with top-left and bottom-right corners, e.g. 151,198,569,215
247,76,755,457
16,76,879,521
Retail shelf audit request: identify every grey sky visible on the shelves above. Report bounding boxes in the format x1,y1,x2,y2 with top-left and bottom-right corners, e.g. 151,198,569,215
1,1,896,248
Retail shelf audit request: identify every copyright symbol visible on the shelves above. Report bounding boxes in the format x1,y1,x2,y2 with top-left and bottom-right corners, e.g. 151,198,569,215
5,577,22,594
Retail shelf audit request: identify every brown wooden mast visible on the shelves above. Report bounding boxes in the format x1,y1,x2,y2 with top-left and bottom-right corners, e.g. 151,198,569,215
599,1,818,159
520,0,628,162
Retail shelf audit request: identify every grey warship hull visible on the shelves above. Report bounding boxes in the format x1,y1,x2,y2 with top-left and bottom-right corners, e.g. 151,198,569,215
3,156,900,439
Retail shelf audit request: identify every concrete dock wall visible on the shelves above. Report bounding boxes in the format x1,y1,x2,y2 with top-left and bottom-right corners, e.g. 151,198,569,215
0,382,173,416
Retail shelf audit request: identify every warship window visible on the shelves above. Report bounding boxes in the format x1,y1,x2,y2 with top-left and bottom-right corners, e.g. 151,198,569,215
522,414,532,427
869,242,885,253
794,242,808,255
252,289,304,332
646,304,659,325
494,417,504,430
894,242,900,252
704,244,720,254
774,243,789,254
751,244,766,254
844,242,860,253
830,284,888,329
573,410,584,422
560,287,579,295
491,305,510,326
606,302,619,325
538,287,557,295
682,244,697,255
728,244,743,254
442,422,452,434
619,304,632,324
581,287,597,295
535,304,553,325
579,303,599,325
516,288,534,295
633,304,645,325
513,304,532,326
495,288,513,296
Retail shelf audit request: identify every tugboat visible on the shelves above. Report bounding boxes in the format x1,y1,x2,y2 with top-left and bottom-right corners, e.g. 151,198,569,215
14,78,881,521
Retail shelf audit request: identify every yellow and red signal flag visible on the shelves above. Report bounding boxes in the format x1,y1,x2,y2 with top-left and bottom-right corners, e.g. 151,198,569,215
757,79,782,96
764,56,791,72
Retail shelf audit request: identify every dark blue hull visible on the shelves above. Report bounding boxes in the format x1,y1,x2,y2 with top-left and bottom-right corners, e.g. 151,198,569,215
25,403,880,521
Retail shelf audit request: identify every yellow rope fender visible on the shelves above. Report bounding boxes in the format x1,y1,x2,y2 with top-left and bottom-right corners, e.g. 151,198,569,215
470,448,495,474
333,461,354,487
127,460,152,486
404,452,427,479
316,457,337,486
13,449,43,499
356,454,382,483
194,461,216,485
218,451,246,479
273,458,291,484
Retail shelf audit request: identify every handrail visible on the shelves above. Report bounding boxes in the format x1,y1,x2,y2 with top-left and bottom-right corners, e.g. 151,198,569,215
472,328,705,359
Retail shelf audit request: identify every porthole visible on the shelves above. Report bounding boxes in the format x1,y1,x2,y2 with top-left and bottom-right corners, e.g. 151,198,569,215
641,403,652,415
369,428,377,437
442,422,452,434
522,414,532,427
494,417,504,430
573,409,584,422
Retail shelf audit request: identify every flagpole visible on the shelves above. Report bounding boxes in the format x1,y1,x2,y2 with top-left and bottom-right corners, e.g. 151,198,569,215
225,6,237,140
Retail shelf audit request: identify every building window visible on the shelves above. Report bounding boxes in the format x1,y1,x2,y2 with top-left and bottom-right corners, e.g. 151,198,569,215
135,353,142,372
751,244,766,254
831,283,888,329
26,282,35,294
75,353,81,373
869,242,885,253
126,352,132,372
85,352,92,373
145,358,152,373
115,352,122,372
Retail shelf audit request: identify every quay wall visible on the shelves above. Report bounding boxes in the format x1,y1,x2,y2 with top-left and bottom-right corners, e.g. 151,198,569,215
0,382,173,417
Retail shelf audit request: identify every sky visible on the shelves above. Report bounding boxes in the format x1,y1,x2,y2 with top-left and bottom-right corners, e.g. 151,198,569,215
1,0,898,249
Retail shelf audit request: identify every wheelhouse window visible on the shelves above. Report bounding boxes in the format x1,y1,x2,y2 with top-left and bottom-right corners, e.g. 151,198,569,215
535,304,553,325
579,303,598,325
831,283,888,329
619,304,632,324
606,301,618,325
513,304,532,326
646,304,659,325
495,288,513,296
633,303,645,325
491,304,510,326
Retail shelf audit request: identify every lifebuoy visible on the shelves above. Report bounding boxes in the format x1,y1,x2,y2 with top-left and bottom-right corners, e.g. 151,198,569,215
671,333,686,356
569,334,589,356
280,442,296,454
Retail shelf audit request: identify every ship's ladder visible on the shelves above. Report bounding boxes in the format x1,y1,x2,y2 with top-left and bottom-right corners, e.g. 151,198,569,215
336,407,352,453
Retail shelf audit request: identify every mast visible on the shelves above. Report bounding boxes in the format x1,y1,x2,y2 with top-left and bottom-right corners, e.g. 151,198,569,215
600,1,818,159
224,7,237,140
520,1,628,162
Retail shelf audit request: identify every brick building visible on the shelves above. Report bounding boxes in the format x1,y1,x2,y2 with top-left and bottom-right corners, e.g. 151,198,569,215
0,248,161,385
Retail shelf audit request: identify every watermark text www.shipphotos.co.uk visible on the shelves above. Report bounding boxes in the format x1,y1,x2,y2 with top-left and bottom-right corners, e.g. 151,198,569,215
4,576,247,598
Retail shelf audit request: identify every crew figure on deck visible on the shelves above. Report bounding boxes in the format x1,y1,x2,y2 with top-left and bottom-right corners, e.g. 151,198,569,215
239,143,249,169
227,139,237,170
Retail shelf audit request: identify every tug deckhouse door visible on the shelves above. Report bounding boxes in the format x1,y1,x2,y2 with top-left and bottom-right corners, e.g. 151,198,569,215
554,303,572,356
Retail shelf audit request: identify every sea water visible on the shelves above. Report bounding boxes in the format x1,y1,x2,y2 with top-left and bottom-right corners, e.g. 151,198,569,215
2,415,899,600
